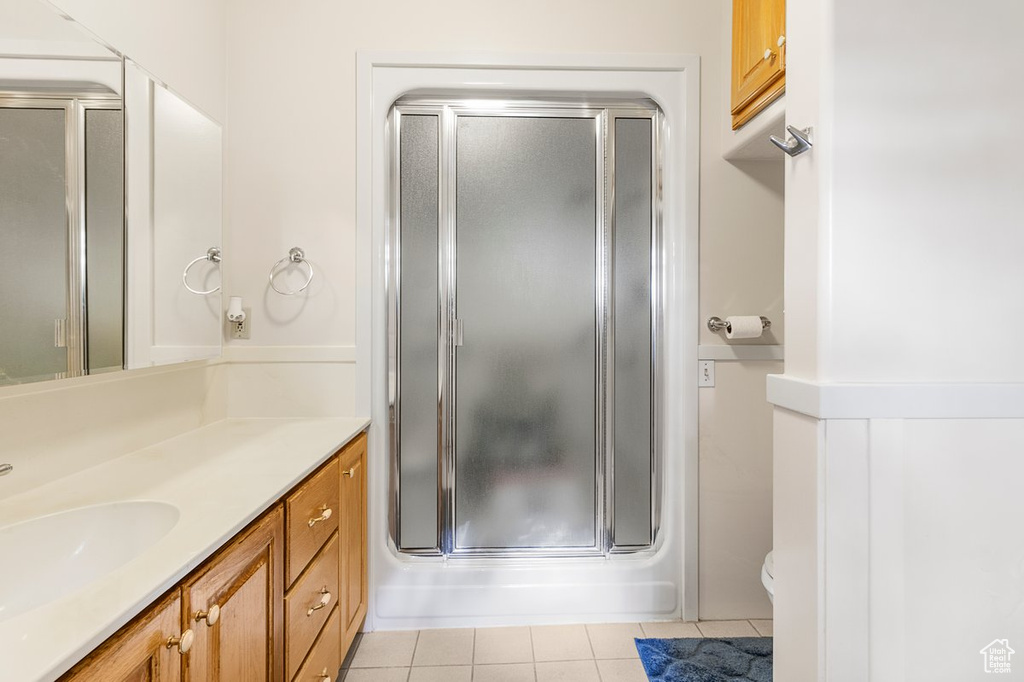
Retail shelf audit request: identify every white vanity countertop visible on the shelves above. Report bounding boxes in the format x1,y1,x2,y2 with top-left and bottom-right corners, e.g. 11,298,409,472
0,417,370,682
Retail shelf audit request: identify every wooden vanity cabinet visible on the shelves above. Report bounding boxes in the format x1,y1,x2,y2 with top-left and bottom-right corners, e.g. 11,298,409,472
339,434,367,652
731,0,786,129
61,592,184,682
60,431,368,682
182,507,284,682
285,456,341,681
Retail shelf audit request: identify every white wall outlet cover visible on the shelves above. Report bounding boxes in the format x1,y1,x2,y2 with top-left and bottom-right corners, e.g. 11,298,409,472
228,307,251,339
699,360,715,387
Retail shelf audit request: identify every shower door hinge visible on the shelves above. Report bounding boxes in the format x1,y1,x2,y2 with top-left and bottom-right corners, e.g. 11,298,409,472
453,318,463,347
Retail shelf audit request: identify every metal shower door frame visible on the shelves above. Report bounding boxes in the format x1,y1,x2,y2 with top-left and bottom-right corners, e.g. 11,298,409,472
387,96,662,559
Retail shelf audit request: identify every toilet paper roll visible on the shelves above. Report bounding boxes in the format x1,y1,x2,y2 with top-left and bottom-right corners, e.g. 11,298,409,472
725,315,764,340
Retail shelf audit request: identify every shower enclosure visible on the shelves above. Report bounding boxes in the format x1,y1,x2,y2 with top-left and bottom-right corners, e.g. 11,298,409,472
388,98,661,558
0,96,124,385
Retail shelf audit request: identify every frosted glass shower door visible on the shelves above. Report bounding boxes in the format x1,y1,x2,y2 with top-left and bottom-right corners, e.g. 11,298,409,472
453,115,599,552
0,107,69,383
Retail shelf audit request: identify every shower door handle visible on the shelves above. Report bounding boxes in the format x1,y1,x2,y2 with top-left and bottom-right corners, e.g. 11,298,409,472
453,318,464,347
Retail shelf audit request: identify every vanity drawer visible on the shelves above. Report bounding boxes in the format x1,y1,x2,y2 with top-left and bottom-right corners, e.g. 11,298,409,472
291,606,340,682
285,533,340,680
286,456,339,586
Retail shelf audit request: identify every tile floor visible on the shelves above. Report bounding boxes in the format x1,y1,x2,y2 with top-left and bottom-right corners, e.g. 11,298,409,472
340,619,773,681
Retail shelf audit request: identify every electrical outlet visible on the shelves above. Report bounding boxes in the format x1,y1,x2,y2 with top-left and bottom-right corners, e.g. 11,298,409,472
698,360,715,387
228,308,251,339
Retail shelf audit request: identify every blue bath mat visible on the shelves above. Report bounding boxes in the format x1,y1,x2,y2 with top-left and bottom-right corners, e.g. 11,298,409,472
635,637,773,682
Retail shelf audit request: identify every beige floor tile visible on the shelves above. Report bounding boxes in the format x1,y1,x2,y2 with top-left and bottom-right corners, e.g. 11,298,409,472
596,658,649,682
350,630,419,668
536,660,601,682
639,621,703,639
473,663,537,682
343,668,410,682
532,624,594,662
695,620,760,638
750,619,774,636
412,628,474,666
474,626,535,664
586,623,643,659
408,665,472,681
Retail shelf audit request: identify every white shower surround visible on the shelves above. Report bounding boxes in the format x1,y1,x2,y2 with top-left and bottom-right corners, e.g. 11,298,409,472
356,51,700,628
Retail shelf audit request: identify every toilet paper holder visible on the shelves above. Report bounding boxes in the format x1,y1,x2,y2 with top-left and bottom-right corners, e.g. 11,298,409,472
707,316,772,334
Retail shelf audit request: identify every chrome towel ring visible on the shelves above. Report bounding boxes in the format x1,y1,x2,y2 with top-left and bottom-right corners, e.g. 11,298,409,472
269,247,314,295
182,247,222,295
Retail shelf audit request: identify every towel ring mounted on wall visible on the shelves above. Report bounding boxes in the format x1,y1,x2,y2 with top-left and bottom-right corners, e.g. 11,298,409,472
182,247,222,295
269,247,315,295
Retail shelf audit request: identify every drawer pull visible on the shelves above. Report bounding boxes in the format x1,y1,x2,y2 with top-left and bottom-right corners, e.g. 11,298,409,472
308,505,333,527
343,467,355,477
319,668,331,682
166,629,195,654
306,586,331,616
195,604,220,626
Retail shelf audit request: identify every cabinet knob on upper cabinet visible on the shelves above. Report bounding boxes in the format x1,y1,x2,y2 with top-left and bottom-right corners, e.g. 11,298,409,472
763,48,774,60
166,629,195,654
778,35,786,47
308,505,333,527
319,668,332,682
195,604,220,626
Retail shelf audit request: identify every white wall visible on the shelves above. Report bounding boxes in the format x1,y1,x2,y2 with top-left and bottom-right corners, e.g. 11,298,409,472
774,0,1024,678
48,0,226,122
824,0,1024,383
699,360,779,619
223,0,783,619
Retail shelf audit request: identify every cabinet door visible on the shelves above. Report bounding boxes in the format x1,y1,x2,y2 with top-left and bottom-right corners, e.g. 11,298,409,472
183,506,284,682
731,0,786,128
339,433,368,650
61,593,184,682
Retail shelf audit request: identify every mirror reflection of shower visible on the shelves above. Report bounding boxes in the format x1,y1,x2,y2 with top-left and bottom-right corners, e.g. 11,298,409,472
0,96,123,385
388,98,661,558
0,0,225,387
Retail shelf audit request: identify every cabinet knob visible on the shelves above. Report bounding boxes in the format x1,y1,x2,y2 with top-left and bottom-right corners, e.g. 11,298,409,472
778,35,786,47
308,505,333,527
195,604,220,626
343,467,355,478
166,629,195,654
319,668,331,682
763,48,775,61
307,586,332,616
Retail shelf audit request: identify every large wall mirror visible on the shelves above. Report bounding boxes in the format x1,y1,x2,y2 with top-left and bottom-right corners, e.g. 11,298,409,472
0,0,222,387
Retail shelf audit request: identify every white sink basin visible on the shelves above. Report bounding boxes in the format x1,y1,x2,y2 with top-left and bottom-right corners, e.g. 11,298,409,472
0,501,179,623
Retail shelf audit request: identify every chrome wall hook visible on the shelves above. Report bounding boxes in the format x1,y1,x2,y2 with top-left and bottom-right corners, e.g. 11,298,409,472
769,125,813,157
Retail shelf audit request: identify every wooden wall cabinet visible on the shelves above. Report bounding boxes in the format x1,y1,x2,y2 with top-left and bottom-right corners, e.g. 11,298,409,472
61,432,368,682
731,0,786,129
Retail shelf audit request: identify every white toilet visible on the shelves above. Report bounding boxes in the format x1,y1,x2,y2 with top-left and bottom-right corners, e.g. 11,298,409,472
761,551,775,604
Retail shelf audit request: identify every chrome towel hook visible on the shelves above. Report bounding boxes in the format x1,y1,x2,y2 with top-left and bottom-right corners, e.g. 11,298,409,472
182,247,222,295
269,247,315,295
769,125,813,157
